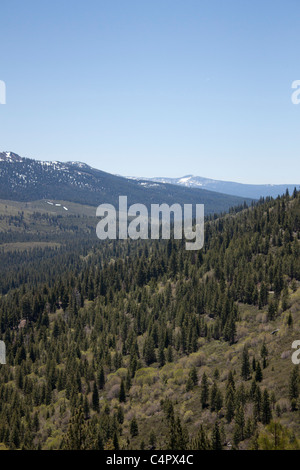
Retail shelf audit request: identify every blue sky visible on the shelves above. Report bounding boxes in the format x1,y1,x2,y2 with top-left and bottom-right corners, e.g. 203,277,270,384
0,0,300,184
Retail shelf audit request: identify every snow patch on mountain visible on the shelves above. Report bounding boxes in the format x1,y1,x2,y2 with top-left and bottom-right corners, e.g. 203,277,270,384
126,175,299,199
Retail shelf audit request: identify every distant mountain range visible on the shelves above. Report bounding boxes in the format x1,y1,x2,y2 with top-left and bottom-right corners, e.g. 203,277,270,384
127,175,299,200
0,152,253,215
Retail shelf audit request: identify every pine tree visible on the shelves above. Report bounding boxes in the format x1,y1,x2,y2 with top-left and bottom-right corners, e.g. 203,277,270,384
211,422,222,450
262,389,272,425
158,342,165,367
33,412,39,432
259,282,268,309
225,385,235,423
130,417,139,437
186,377,194,392
167,415,189,450
92,382,99,412
190,425,211,450
267,301,276,321
210,382,223,412
244,417,254,439
215,389,223,412
174,417,189,450
255,362,263,383
224,314,236,344
166,345,173,363
63,406,92,450
119,379,126,403
210,382,218,412
113,432,119,450
189,366,198,386
234,404,245,444
227,370,235,391
200,372,209,409
83,395,90,419
143,336,156,365
253,386,262,422
287,312,293,328
117,406,124,424
288,367,299,403
98,366,105,389
261,342,268,369
249,379,257,400
241,346,251,381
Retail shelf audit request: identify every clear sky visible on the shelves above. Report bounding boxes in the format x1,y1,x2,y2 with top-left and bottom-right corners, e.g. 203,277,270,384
0,0,300,184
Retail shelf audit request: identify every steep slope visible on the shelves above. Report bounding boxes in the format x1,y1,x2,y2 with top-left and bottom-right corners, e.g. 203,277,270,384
0,152,253,215
0,190,299,450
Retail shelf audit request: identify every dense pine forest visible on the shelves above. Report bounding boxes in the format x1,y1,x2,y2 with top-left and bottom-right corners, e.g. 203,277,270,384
0,190,299,450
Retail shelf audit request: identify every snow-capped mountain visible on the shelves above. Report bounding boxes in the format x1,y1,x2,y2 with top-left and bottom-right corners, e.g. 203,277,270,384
0,152,253,214
0,151,24,163
128,175,299,200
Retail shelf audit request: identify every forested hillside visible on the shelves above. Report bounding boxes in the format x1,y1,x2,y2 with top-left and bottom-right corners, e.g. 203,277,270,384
0,152,253,214
0,190,299,450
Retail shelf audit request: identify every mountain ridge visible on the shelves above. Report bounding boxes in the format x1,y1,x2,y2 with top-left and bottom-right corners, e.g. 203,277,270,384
0,151,254,215
127,174,300,200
